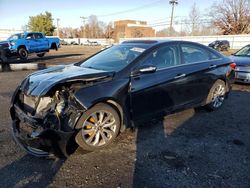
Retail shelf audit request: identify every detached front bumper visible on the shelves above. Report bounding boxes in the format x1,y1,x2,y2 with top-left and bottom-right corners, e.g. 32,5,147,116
11,103,76,158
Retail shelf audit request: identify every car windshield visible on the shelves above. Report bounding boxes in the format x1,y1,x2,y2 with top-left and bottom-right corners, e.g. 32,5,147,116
234,45,250,56
80,45,146,71
8,33,24,40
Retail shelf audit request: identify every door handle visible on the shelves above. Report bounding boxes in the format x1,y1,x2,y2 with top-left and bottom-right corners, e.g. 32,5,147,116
209,65,217,69
174,73,186,79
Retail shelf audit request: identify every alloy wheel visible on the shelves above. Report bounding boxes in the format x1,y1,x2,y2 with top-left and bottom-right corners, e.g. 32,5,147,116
211,84,225,108
81,110,117,147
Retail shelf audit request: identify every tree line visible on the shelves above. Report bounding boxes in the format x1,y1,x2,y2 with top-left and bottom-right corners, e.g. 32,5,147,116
27,0,250,38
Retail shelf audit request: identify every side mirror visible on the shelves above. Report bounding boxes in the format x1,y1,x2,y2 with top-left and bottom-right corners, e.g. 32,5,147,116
131,64,157,76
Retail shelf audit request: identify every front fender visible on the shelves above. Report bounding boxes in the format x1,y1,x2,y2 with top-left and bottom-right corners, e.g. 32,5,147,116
74,78,132,127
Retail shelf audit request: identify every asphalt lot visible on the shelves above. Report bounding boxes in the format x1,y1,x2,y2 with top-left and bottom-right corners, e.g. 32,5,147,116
0,46,250,188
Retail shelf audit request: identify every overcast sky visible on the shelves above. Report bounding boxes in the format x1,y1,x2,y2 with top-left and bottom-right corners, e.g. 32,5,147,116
0,0,217,30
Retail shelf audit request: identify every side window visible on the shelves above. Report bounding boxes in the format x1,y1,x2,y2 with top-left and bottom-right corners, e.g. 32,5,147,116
26,33,34,40
36,33,43,39
210,51,221,60
181,44,210,64
141,45,179,69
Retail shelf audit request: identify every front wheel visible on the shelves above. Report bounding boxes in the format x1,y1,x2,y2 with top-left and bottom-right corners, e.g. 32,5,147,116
75,103,121,151
205,80,226,111
18,48,28,60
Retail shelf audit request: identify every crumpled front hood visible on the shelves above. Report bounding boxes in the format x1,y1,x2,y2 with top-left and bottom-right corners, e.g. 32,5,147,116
0,40,9,44
230,55,250,66
21,65,114,96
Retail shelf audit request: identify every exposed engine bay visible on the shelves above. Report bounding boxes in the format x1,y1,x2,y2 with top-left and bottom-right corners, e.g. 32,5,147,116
11,84,86,158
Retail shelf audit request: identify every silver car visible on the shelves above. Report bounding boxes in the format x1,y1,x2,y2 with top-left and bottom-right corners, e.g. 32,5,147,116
230,45,250,83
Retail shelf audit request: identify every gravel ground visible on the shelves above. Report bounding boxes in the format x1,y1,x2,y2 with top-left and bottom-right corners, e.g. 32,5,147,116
0,47,249,188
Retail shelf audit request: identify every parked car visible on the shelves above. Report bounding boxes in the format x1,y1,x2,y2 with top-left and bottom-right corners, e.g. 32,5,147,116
230,44,250,83
82,40,100,46
208,40,230,51
0,32,60,60
60,40,69,45
10,40,235,157
70,41,79,45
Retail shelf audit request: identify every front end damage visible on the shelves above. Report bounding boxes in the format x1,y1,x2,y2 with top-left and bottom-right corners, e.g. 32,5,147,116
10,83,85,158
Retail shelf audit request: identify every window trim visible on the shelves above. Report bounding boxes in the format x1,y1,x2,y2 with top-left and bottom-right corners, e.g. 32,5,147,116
155,58,223,72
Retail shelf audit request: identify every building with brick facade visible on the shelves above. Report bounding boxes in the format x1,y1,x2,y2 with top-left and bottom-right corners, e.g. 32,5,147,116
114,20,155,42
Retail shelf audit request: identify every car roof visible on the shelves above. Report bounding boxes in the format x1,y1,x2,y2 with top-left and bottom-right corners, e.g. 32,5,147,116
121,39,213,48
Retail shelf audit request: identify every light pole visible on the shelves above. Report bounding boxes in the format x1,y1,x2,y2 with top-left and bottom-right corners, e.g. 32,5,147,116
169,0,178,36
56,18,60,37
80,16,87,38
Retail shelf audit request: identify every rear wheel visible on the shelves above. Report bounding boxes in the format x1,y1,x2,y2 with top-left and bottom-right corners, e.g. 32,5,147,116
18,48,28,60
75,103,120,151
205,80,226,111
37,53,45,57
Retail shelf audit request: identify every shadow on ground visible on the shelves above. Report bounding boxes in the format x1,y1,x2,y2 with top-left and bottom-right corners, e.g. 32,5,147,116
0,155,64,188
7,53,84,64
133,90,250,187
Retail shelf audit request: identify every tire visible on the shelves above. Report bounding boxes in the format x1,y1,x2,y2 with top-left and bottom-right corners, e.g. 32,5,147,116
205,80,226,111
18,47,28,60
37,53,45,57
75,103,121,151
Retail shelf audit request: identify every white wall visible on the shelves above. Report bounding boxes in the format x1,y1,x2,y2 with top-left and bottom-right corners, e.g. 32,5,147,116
62,38,113,46
119,34,250,49
0,29,23,41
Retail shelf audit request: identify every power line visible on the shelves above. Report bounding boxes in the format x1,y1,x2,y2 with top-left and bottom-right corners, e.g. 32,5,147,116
97,0,164,17
149,20,213,27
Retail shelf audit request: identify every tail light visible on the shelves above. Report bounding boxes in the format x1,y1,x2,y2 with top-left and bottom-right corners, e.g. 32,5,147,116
229,63,236,69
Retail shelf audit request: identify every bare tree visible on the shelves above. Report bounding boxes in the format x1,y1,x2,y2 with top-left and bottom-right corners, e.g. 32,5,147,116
189,2,201,35
84,15,108,38
156,27,179,37
105,22,114,39
210,0,250,34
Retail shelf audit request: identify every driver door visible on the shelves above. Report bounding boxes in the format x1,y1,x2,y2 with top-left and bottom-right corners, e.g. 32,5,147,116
130,44,185,120
25,33,38,52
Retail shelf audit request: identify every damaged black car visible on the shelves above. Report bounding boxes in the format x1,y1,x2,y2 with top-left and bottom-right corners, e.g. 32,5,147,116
10,40,235,157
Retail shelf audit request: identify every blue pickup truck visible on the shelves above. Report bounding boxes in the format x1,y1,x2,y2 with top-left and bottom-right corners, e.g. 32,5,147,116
0,32,60,60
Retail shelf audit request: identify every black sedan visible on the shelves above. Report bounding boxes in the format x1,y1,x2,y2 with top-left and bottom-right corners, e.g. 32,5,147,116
10,40,235,157
230,44,250,83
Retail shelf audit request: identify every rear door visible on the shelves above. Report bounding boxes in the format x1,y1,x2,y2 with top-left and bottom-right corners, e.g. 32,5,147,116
34,33,49,51
179,43,223,104
25,33,38,52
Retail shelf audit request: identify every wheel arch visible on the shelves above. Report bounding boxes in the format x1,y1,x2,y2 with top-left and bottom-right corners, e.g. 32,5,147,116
51,42,58,50
215,77,230,93
17,45,27,51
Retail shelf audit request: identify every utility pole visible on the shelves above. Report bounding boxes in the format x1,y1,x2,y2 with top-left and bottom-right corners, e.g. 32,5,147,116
169,0,178,36
80,16,87,38
56,18,60,37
